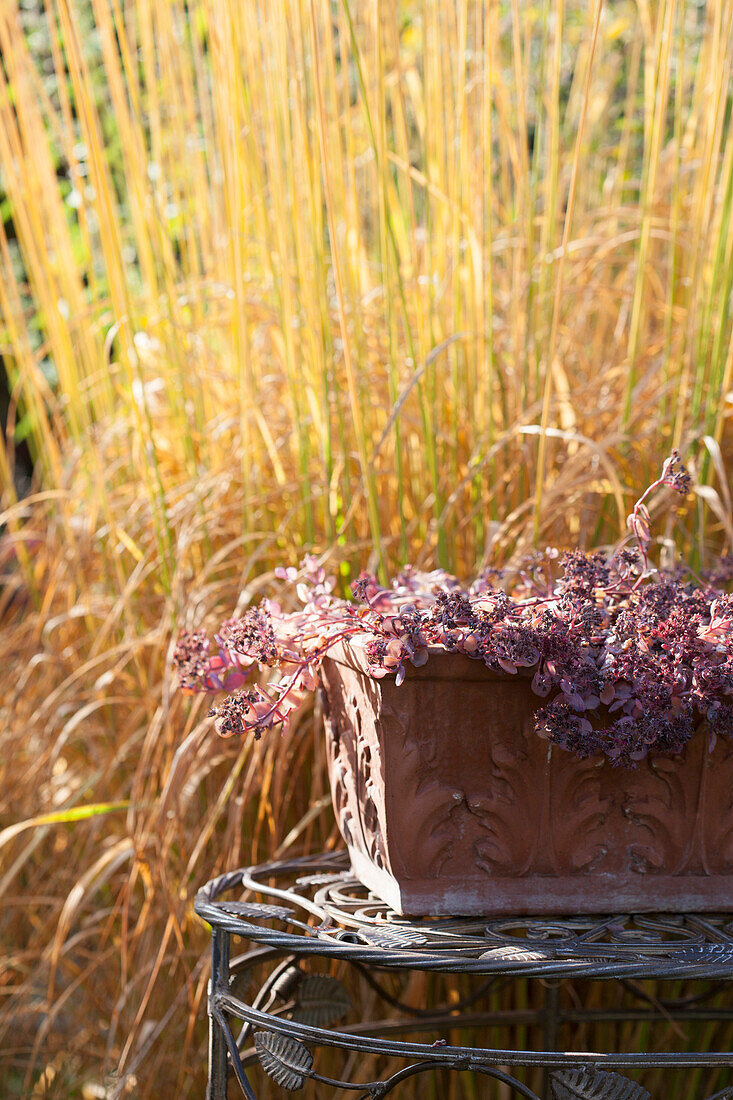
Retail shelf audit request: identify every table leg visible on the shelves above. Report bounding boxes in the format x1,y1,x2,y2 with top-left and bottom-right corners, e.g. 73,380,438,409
207,928,231,1100
541,982,560,1099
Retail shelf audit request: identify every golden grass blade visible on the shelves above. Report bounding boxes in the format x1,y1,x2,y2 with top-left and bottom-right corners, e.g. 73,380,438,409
533,0,604,538
2,2,733,1095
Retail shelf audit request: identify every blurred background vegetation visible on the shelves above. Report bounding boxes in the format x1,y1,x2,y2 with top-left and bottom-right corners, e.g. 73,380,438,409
1,0,732,1096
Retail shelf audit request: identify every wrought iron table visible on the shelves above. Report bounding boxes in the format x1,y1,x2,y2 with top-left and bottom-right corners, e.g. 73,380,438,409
194,851,733,1099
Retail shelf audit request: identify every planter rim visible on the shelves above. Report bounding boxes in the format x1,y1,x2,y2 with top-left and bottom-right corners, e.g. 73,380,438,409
324,636,534,684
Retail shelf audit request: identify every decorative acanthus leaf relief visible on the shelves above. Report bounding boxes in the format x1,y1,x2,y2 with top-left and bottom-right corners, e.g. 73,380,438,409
322,653,733,910
253,1032,313,1091
380,686,443,768
322,664,391,872
469,740,538,876
547,754,611,875
321,675,361,853
350,696,390,872
701,737,733,873
377,679,619,880
378,720,460,879
550,1066,651,1100
289,974,351,1027
624,747,703,875
382,699,541,879
328,759,356,848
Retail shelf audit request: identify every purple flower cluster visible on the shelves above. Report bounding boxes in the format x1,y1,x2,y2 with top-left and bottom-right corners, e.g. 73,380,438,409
173,453,733,764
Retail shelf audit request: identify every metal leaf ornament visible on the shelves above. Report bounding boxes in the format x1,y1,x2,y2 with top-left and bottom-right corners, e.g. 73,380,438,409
551,1067,651,1100
214,900,294,921
673,944,733,969
480,944,558,963
290,974,351,1026
358,926,429,948
253,1032,314,1091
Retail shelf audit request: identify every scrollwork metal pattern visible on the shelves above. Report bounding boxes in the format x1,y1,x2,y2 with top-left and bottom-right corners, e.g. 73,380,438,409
195,852,733,1099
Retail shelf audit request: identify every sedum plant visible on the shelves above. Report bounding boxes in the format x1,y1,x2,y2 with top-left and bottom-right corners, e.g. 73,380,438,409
174,452,733,766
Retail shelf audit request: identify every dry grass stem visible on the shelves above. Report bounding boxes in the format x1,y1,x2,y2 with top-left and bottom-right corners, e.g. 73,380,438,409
2,1,733,1095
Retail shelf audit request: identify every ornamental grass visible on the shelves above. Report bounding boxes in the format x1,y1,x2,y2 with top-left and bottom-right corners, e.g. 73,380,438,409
1,1,733,1096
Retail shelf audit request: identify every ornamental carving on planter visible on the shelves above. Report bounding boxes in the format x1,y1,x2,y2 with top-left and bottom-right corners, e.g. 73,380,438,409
174,451,733,915
320,639,733,915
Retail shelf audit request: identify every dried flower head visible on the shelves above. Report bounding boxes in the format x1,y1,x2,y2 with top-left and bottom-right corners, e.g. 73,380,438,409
173,630,213,692
660,449,692,496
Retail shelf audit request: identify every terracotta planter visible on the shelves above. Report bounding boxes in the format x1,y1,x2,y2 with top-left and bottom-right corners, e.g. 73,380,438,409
319,640,733,916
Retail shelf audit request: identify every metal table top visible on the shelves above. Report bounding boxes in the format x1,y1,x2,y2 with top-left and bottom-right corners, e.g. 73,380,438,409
195,851,733,1099
195,849,733,982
